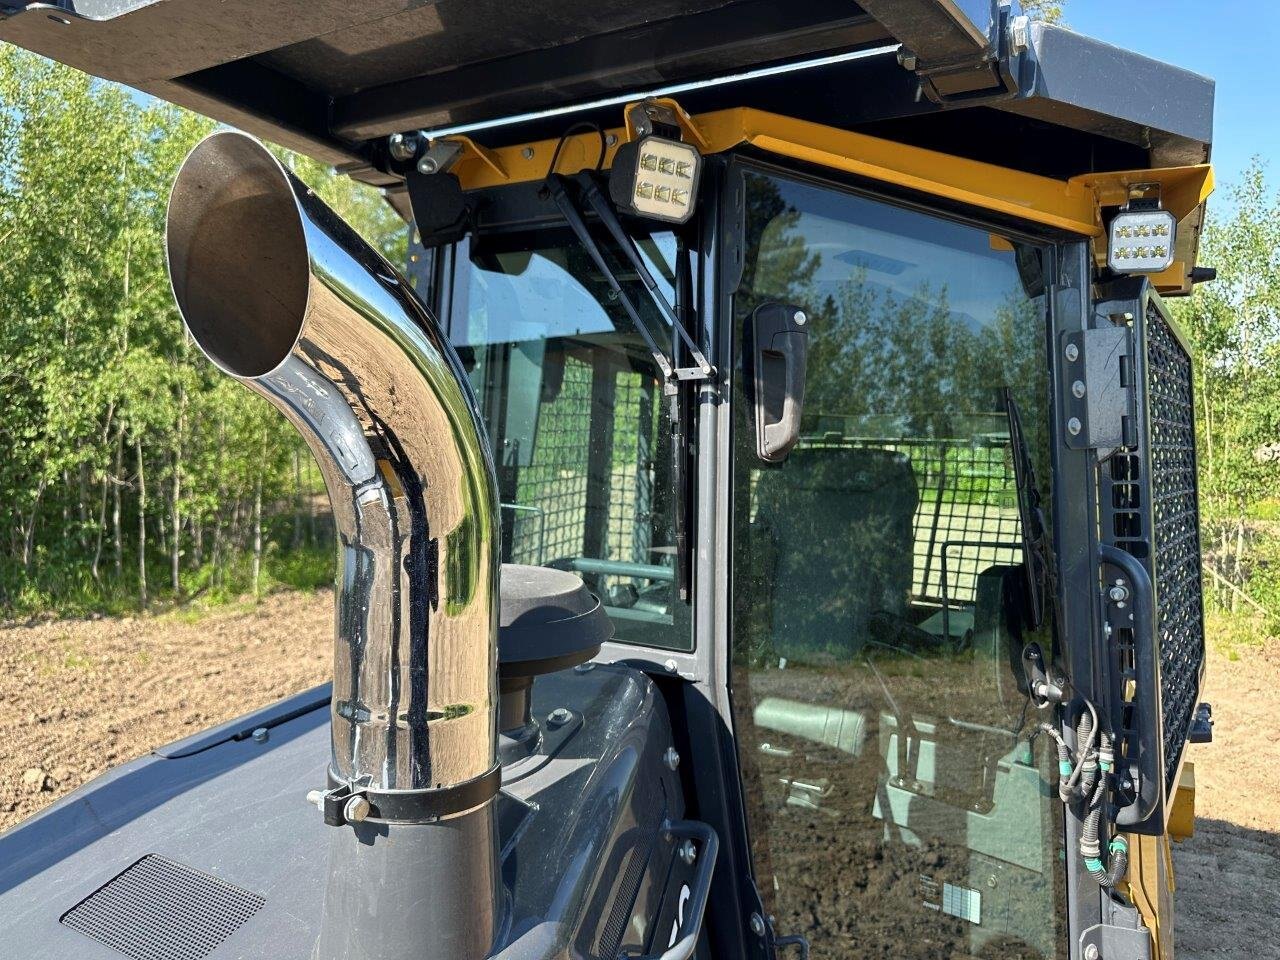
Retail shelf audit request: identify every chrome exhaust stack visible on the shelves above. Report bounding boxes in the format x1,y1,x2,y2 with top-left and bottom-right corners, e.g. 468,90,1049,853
166,131,500,960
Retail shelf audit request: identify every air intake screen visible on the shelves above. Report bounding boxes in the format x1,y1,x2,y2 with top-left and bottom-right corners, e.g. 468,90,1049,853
1145,304,1206,796
61,855,264,960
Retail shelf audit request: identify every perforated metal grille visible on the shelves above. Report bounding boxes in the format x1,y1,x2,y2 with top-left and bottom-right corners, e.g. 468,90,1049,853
60,855,264,960
1145,307,1206,794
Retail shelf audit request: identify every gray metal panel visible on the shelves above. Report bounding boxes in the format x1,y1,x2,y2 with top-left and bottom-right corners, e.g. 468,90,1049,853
0,665,683,960
1006,22,1215,166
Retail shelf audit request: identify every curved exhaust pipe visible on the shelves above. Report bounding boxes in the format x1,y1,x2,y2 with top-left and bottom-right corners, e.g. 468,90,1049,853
166,131,500,960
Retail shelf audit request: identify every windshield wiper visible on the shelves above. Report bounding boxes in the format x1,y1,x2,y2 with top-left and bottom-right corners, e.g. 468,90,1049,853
1004,388,1049,630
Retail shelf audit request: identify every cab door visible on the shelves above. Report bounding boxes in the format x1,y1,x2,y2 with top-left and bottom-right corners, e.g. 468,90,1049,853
728,168,1067,959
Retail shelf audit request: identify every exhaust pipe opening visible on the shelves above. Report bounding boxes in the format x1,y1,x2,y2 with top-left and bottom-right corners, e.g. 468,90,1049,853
166,134,309,379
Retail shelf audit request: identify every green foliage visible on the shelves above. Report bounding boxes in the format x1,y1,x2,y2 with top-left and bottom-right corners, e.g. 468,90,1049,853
0,49,401,615
1020,0,1066,24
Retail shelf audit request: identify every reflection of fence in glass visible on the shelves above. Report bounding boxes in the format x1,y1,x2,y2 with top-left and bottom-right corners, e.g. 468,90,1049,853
504,359,659,591
804,425,1022,606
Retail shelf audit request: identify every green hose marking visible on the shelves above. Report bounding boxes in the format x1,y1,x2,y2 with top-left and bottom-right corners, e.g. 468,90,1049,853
1060,761,1074,776
1109,837,1128,853
1084,857,1104,872
1099,761,1112,772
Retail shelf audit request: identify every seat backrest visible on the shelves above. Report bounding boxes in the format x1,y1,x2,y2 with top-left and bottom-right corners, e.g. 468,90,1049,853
751,445,918,661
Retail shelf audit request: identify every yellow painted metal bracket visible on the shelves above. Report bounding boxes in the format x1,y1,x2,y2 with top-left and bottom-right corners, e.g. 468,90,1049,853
440,99,1213,244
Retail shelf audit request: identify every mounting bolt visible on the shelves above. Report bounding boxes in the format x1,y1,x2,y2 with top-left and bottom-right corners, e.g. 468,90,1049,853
896,48,918,71
251,726,269,743
1072,380,1086,398
521,146,536,160
605,133,619,147
417,155,439,174
678,839,697,865
1084,943,1100,960
664,746,681,771
793,310,807,326
547,707,573,727
1065,343,1080,362
1109,584,1130,603
343,796,371,823
388,131,420,162
664,658,679,673
306,789,325,810
1067,417,1082,436
749,913,767,938
1009,15,1031,55
574,661,596,673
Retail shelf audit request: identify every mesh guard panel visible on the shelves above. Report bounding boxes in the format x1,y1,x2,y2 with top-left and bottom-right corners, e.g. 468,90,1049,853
1145,305,1206,797
61,855,264,960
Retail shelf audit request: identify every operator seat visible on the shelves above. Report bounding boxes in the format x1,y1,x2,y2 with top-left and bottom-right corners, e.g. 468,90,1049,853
749,445,918,662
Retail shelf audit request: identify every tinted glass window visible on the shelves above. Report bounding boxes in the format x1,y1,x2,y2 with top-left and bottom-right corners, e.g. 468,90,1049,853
731,172,1064,958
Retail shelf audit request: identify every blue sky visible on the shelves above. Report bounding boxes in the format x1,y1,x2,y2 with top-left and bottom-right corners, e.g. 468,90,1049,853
1063,0,1280,199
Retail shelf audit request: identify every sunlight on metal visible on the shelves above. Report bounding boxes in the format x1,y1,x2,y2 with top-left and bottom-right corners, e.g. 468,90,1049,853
440,103,1215,244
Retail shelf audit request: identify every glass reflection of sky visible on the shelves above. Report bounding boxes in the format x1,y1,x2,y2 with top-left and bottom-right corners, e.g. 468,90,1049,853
766,179,1030,333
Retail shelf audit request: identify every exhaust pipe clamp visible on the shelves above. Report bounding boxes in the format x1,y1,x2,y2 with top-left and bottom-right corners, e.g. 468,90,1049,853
320,764,503,827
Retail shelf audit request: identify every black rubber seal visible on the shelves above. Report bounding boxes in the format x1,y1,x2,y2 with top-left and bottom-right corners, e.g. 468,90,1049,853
326,763,502,824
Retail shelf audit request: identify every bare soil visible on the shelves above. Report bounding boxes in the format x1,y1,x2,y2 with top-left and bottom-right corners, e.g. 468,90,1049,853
0,592,1276,958
0,590,332,828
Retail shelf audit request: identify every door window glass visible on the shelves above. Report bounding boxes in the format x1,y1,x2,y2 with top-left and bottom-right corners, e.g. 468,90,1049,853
731,171,1064,958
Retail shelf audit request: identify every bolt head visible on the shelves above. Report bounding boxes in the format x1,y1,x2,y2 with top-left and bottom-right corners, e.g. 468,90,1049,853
1108,585,1129,603
306,789,325,809
417,156,438,174
547,707,573,727
1084,943,1100,960
678,839,697,865
343,796,371,823
251,726,269,743
605,133,618,147
521,146,536,160
749,913,767,938
793,310,807,326
387,132,419,162
574,661,596,673
1065,343,1080,362
664,658,678,673
1067,417,1082,436
664,746,681,771
1072,380,1086,398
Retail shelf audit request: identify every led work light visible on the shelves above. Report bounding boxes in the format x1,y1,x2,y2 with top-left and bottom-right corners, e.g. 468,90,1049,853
609,135,702,224
1107,207,1177,274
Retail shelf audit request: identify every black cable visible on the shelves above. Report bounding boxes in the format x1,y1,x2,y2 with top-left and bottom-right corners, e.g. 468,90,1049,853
547,121,607,177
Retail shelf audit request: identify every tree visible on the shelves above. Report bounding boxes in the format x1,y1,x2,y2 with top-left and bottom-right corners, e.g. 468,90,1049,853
1020,0,1066,25
0,48,409,613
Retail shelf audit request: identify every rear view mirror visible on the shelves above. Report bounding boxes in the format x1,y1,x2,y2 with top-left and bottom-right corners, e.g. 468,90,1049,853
748,302,809,463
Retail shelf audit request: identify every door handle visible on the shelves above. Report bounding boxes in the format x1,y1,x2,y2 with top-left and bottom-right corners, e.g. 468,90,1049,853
749,302,808,463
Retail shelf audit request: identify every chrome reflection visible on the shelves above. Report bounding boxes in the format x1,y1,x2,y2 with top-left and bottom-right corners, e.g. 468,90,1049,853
165,131,498,793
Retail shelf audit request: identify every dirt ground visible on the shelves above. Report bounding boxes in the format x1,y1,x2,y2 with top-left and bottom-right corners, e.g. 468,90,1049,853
0,591,332,827
1,591,1277,958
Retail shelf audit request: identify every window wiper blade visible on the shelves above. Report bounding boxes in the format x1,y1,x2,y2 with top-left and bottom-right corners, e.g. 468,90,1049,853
1004,388,1049,630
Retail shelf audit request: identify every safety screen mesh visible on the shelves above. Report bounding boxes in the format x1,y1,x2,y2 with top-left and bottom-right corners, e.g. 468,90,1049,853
805,431,1022,606
60,855,264,960
506,360,659,581
1145,305,1206,794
